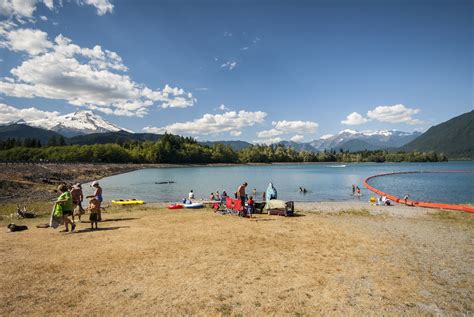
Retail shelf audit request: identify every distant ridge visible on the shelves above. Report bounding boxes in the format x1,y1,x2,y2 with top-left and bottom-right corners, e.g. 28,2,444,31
402,110,474,158
199,140,252,151
0,124,64,144
68,131,163,145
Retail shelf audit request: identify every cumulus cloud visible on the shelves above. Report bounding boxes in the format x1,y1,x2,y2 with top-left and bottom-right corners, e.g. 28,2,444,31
367,104,423,125
221,61,237,70
230,130,242,136
0,103,60,124
254,137,283,145
256,120,318,143
0,0,37,19
143,110,267,136
39,15,47,21
341,112,368,125
272,120,318,133
0,0,113,19
256,128,282,139
290,135,304,142
0,30,195,116
1,28,53,55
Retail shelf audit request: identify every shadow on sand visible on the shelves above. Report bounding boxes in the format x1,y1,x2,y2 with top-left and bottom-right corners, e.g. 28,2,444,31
101,217,139,222
291,213,306,217
74,226,130,234
79,218,138,224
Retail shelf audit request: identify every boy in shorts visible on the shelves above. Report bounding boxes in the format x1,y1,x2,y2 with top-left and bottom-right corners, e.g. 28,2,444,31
88,197,100,230
247,196,255,218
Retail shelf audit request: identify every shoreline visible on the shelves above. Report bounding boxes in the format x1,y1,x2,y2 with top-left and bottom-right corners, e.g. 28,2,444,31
2,161,473,205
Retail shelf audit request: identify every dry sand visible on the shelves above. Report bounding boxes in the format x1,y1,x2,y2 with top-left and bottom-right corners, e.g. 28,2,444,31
0,203,472,316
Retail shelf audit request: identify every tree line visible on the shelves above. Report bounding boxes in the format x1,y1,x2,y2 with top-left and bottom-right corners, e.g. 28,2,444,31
0,133,447,163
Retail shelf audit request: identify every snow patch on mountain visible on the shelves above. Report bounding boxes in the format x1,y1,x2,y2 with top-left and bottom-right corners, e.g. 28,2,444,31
26,110,132,137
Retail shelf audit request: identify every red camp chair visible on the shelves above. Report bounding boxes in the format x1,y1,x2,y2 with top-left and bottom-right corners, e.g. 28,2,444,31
222,197,244,216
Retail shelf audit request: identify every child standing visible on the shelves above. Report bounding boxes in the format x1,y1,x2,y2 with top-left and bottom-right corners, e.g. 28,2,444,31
88,197,100,230
247,196,255,218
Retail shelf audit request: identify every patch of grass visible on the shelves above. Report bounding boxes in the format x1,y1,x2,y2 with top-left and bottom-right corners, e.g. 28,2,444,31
430,210,474,223
334,208,371,216
216,303,233,316
0,201,53,217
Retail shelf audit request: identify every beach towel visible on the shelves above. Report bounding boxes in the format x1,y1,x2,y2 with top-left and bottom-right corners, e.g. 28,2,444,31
49,204,63,229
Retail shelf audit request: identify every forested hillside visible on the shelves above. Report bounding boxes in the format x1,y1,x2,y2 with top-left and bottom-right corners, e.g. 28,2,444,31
402,110,474,158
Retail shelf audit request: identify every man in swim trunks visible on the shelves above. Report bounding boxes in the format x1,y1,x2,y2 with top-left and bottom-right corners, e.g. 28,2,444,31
237,182,248,209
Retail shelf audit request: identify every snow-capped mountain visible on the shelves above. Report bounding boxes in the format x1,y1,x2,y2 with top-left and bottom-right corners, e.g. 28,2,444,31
26,110,132,137
309,129,422,151
277,129,422,152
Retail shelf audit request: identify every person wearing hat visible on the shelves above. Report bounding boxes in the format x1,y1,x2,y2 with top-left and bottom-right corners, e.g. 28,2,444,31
87,181,103,221
71,183,84,223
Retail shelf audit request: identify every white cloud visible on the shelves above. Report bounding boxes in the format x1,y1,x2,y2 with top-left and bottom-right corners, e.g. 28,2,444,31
0,0,37,19
143,110,267,136
39,15,47,21
2,28,53,55
194,87,208,91
320,134,334,140
230,130,242,136
81,0,114,15
256,120,317,142
341,112,368,125
221,61,237,70
0,0,114,19
0,31,195,116
367,104,423,125
256,128,282,138
272,120,318,133
290,135,304,143
240,47,249,51
42,0,53,10
254,137,283,145
0,103,60,124
215,104,230,111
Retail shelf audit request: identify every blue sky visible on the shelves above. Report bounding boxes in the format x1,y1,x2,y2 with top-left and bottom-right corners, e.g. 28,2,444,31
0,0,472,143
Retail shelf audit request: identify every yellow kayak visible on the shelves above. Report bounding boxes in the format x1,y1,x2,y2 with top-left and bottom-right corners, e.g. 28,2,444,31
112,199,145,205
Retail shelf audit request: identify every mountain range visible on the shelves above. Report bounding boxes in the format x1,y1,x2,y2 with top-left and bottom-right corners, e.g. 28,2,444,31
1,109,472,158
277,129,422,152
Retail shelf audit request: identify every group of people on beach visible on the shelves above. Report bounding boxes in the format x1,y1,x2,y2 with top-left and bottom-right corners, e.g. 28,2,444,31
191,182,278,218
53,181,103,232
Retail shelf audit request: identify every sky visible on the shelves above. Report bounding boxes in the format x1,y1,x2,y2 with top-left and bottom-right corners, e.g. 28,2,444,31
0,0,472,143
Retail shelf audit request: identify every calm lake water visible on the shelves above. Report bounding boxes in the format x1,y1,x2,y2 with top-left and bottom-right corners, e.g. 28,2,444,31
88,161,474,204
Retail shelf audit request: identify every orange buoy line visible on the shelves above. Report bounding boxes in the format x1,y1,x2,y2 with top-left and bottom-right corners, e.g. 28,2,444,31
363,170,474,213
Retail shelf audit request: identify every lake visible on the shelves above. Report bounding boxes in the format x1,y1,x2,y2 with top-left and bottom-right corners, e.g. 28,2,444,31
88,161,474,204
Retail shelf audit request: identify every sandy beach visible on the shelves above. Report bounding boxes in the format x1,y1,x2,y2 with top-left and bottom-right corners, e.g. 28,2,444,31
1,163,472,315
0,202,472,316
